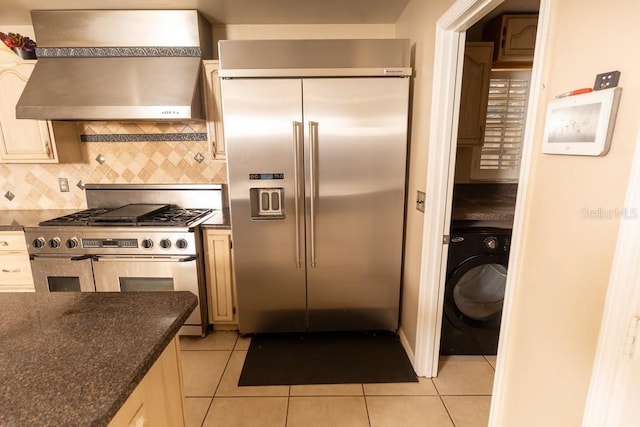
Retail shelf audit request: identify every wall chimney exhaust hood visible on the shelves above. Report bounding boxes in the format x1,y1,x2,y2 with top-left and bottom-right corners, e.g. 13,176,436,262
16,10,213,121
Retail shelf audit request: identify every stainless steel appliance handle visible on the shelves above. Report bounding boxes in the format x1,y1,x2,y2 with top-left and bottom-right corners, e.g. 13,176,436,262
71,255,95,261
93,255,196,263
29,254,92,261
309,120,318,268
292,121,303,268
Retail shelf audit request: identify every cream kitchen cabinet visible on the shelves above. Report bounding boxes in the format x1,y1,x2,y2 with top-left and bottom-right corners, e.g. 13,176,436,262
202,60,226,160
0,61,80,164
108,337,185,427
204,229,237,325
484,14,538,67
457,42,493,147
0,231,34,292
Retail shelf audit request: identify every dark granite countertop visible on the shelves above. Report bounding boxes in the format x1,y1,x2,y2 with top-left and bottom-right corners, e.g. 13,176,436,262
451,183,517,221
0,291,197,426
201,208,231,230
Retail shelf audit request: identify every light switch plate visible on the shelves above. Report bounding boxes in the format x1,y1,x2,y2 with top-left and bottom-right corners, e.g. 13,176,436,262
58,178,69,192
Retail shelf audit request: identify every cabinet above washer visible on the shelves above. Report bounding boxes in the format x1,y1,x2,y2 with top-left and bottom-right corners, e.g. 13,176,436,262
484,14,538,67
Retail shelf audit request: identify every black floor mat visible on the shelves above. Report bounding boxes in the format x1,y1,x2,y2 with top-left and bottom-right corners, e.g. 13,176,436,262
238,330,418,386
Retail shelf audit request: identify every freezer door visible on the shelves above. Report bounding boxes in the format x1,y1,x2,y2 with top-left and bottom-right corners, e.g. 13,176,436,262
303,77,410,331
221,78,307,333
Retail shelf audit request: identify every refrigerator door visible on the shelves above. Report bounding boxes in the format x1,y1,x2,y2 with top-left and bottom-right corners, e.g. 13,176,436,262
303,77,410,331
222,78,307,333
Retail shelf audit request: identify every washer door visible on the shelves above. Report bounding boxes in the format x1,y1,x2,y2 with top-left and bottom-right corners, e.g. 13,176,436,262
445,254,507,329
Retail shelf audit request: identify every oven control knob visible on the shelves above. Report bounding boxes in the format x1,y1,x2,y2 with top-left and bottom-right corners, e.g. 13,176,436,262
66,237,79,249
48,237,61,249
32,237,46,249
484,237,498,250
159,238,172,249
175,239,188,250
141,239,154,249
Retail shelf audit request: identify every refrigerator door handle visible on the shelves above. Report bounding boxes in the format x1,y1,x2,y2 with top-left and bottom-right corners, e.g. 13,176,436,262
309,120,319,268
292,121,303,268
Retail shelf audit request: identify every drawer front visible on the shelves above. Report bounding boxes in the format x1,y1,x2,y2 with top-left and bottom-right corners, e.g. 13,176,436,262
0,254,33,285
0,232,28,252
0,283,35,292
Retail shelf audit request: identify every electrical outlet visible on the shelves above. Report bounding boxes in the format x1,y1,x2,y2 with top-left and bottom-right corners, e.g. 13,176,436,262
416,190,426,213
58,178,69,192
594,70,621,90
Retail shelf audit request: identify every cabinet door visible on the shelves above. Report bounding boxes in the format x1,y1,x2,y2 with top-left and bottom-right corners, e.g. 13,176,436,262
108,338,185,427
502,16,538,59
204,230,235,323
0,231,34,290
202,60,226,160
0,253,34,288
457,42,493,146
0,62,58,163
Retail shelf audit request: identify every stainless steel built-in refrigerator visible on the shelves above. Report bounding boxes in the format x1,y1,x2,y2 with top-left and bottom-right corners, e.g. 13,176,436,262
218,39,411,334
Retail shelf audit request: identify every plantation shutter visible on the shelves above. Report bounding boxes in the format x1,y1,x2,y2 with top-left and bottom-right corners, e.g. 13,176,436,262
471,69,531,181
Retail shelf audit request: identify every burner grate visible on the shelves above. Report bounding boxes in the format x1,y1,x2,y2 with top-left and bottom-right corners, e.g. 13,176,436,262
137,208,213,226
38,206,214,227
39,208,112,226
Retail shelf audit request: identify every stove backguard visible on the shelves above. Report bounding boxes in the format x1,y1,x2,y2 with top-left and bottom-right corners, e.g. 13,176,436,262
84,184,227,210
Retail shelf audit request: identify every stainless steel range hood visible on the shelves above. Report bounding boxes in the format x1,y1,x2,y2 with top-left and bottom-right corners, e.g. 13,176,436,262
16,10,212,121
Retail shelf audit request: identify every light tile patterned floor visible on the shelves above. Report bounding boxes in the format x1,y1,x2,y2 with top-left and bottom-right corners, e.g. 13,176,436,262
179,331,495,427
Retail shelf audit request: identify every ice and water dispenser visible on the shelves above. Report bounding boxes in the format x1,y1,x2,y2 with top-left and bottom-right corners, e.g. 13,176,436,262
249,173,285,219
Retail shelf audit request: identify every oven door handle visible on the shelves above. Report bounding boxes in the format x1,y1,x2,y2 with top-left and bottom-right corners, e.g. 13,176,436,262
92,255,197,263
29,254,93,261
71,255,95,261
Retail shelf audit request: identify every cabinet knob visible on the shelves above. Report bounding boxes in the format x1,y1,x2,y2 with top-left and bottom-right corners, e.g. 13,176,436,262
2,268,21,273
0,240,8,246
45,141,52,158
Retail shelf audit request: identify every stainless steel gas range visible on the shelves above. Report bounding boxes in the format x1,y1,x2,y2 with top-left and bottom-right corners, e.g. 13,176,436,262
23,184,226,336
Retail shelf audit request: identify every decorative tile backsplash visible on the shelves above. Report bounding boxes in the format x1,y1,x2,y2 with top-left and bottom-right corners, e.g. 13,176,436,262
0,121,227,210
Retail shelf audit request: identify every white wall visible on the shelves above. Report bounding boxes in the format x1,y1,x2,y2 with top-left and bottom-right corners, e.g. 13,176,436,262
495,0,640,424
394,0,456,354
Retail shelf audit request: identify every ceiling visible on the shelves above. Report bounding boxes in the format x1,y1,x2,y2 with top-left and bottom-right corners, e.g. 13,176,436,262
0,0,411,26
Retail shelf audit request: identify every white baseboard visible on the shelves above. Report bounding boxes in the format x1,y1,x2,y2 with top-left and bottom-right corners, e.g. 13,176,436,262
398,327,423,377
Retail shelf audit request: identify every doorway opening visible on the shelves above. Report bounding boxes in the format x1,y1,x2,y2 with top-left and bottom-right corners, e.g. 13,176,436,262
441,1,539,359
412,1,550,410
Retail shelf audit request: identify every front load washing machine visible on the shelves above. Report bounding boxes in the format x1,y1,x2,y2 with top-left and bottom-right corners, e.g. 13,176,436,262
439,225,511,355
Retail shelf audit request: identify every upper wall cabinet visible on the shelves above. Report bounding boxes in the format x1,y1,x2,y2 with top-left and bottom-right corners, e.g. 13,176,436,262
457,42,493,147
0,61,80,164
484,14,538,67
202,60,226,160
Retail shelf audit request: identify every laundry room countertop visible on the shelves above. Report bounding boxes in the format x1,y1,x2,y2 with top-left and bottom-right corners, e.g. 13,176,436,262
451,183,517,221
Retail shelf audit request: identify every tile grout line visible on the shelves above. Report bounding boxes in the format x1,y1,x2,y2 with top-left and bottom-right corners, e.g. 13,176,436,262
198,334,239,426
361,384,372,427
438,393,457,427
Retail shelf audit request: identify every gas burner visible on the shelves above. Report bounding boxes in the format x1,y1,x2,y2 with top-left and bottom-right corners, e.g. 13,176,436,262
38,205,214,228
39,208,112,226
138,208,213,226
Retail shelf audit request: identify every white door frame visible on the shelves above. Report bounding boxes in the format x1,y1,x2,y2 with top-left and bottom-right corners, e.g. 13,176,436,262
413,0,551,397
582,126,640,426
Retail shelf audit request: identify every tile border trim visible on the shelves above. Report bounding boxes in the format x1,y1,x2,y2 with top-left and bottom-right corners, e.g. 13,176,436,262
80,133,208,142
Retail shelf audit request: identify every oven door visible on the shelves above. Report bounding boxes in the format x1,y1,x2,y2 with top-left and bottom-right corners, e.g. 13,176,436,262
92,255,204,335
30,255,95,292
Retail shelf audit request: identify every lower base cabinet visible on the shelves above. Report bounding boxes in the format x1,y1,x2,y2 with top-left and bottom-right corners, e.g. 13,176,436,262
204,229,238,326
108,337,185,427
0,231,34,292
